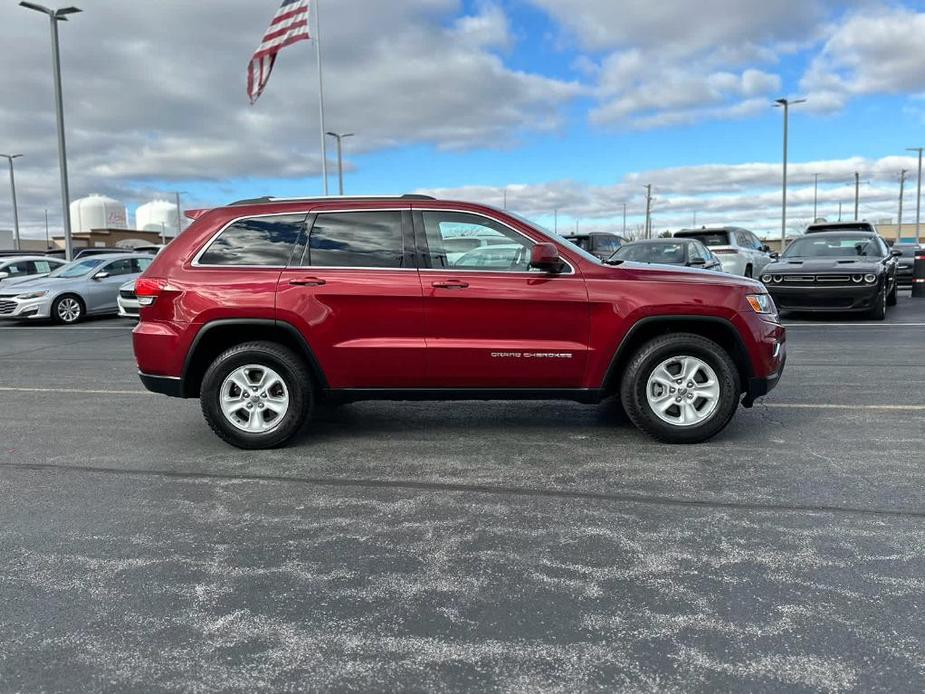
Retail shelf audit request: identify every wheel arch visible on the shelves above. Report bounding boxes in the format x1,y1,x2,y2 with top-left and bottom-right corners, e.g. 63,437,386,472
181,319,327,398
602,316,752,396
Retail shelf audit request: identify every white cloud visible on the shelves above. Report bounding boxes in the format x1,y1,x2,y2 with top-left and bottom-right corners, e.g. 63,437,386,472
0,0,579,235
801,6,925,112
419,155,920,238
528,0,827,128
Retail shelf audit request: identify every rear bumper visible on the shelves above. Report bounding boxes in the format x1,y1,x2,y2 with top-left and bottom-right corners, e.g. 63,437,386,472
139,372,185,398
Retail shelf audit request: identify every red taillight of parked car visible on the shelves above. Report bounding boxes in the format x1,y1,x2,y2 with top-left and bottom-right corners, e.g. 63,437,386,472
135,277,168,306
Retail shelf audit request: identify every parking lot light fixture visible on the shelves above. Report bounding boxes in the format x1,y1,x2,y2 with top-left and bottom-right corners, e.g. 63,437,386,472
20,2,81,261
774,98,806,248
0,154,23,251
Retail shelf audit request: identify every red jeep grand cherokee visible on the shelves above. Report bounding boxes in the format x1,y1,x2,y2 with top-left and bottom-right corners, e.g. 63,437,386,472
133,195,785,449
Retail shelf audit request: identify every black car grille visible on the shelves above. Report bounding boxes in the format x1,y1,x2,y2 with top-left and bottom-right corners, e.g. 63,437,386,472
778,273,868,287
119,289,137,300
0,300,16,315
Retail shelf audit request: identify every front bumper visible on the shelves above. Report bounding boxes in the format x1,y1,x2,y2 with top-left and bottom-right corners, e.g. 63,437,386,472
0,294,53,320
117,295,140,318
742,351,786,407
766,284,879,312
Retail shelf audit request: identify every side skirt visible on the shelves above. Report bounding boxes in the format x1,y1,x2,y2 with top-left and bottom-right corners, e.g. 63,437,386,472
324,388,605,405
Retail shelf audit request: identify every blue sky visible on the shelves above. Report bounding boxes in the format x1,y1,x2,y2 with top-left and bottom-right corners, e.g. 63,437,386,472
3,0,925,239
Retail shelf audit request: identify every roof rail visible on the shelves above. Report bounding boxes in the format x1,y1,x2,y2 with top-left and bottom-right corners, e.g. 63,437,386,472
229,193,436,206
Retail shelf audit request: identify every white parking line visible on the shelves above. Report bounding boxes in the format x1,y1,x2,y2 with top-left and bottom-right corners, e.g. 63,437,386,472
0,326,132,330
762,403,925,411
0,386,146,395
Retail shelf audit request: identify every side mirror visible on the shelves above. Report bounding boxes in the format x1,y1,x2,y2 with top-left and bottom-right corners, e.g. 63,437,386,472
530,243,563,273
762,244,772,253
890,249,902,258
93,271,110,280
689,257,706,266
769,252,780,260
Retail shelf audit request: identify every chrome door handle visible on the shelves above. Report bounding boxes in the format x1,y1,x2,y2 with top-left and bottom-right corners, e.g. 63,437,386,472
289,277,326,287
432,280,469,289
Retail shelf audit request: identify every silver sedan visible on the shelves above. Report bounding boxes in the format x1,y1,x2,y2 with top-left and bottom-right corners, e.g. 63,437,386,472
0,253,154,324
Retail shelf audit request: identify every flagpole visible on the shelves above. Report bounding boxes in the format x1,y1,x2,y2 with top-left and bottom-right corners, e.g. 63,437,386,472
314,0,329,195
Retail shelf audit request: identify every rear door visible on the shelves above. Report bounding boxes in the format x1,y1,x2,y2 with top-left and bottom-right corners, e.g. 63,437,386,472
275,206,427,389
414,207,590,389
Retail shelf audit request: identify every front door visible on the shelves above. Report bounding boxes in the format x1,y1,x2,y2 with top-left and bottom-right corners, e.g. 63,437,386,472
276,207,427,389
415,209,590,389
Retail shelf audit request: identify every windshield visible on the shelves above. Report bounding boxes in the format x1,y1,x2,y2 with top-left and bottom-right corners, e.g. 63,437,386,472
48,258,106,278
505,212,603,264
675,230,730,247
614,242,687,264
783,234,883,259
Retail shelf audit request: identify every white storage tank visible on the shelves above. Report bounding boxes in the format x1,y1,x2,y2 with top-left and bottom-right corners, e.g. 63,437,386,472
70,194,128,232
136,199,182,236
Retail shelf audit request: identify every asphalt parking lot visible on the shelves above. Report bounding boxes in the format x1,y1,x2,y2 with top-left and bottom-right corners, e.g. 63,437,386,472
2,297,924,693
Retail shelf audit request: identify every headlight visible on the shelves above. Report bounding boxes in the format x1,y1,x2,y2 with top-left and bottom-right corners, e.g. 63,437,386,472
864,274,877,284
746,294,775,314
16,291,48,300
761,274,773,283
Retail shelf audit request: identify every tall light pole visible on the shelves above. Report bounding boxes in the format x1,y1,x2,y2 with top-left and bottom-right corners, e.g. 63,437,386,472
0,154,23,251
622,202,627,236
854,171,860,220
898,169,907,243
553,208,558,234
774,97,806,248
644,184,653,239
908,147,924,244
325,132,353,196
172,191,186,238
813,173,820,220
21,2,81,261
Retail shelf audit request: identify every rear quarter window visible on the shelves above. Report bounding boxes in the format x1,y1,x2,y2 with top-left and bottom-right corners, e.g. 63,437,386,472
197,215,305,266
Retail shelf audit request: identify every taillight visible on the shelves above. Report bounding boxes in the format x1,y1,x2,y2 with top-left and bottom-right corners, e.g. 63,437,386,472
135,277,168,306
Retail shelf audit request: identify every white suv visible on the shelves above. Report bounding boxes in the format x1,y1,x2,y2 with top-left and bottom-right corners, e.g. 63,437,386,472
674,227,773,278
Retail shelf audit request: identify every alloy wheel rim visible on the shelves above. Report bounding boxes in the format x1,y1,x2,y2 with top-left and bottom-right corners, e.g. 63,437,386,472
645,355,721,427
58,298,81,322
219,364,290,434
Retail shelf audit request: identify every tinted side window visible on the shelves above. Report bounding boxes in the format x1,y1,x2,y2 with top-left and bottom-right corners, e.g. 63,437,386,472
199,215,305,266
104,259,136,277
3,261,30,276
303,211,405,268
593,236,622,254
133,257,153,273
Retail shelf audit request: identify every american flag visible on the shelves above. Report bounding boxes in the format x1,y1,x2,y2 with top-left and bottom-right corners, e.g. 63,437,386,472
247,0,311,105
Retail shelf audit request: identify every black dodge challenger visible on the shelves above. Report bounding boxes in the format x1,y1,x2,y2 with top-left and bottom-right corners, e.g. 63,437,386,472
761,231,899,319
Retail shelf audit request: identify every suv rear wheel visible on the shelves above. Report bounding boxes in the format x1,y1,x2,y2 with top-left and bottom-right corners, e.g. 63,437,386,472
620,333,739,443
200,341,313,449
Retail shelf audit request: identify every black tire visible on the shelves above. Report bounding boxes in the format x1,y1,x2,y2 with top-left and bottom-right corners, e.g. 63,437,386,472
51,294,85,325
200,341,313,449
887,282,897,307
620,333,740,444
868,285,887,320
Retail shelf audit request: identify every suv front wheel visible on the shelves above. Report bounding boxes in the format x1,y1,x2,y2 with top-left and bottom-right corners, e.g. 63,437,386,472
620,333,740,443
200,341,313,449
